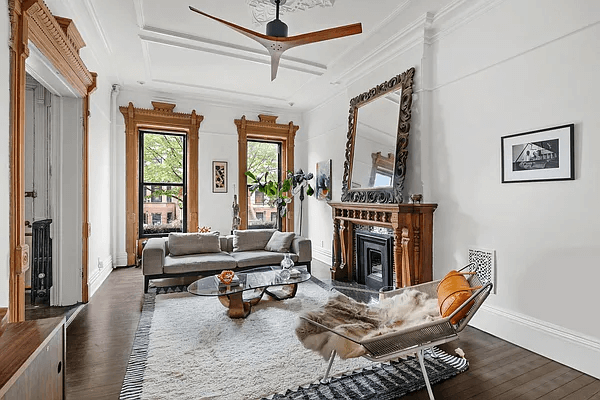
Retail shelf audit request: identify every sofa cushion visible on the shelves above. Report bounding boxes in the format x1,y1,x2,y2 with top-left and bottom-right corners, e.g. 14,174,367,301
264,231,296,253
230,250,298,268
168,232,220,256
233,229,275,252
163,252,236,274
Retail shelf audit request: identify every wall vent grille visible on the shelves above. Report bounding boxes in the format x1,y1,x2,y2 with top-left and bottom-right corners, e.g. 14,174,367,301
468,248,496,294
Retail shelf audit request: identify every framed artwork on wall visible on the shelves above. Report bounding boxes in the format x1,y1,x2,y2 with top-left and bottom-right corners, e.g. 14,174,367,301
316,159,332,200
212,161,228,193
501,124,574,183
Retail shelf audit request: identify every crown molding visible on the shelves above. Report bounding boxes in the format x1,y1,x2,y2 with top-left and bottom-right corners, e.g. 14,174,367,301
430,0,508,42
132,0,145,28
81,0,112,54
329,0,411,68
118,82,300,116
139,26,326,77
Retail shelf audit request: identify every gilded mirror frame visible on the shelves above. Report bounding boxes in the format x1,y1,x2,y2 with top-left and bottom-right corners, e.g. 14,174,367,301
341,67,415,203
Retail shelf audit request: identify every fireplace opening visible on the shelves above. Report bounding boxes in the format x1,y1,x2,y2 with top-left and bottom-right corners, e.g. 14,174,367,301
355,230,393,290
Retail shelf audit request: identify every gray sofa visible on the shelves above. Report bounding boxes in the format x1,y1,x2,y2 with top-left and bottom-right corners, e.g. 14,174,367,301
141,229,312,292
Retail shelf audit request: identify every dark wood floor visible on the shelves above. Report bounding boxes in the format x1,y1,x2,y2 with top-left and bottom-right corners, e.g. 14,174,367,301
65,266,600,399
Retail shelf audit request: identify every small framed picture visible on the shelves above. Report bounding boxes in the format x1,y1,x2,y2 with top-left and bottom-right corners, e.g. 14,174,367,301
212,161,227,193
316,159,332,200
501,124,574,183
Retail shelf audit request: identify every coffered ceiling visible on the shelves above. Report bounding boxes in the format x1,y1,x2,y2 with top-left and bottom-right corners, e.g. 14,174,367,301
45,0,457,110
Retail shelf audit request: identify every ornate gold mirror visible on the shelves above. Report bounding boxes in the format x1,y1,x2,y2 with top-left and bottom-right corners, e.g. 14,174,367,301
341,67,415,203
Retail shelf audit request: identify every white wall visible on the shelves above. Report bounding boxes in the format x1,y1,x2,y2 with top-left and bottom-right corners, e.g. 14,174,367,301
114,90,304,263
300,0,600,379
0,0,10,307
302,43,425,263
428,0,600,378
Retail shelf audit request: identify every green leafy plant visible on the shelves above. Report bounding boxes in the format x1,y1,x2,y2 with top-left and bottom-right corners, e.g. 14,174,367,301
245,170,292,218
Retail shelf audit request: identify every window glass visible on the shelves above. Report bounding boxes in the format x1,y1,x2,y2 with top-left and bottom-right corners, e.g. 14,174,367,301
246,140,280,229
140,132,186,237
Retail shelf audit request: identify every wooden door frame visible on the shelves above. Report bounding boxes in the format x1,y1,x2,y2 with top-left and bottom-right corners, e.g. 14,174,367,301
119,102,203,266
8,0,96,321
235,115,299,232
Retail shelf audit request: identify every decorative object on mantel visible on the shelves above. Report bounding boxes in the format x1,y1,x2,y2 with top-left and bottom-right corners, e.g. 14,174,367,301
501,123,574,183
410,194,423,204
198,226,211,233
341,67,416,204
212,161,228,193
247,0,335,26
316,159,332,201
189,0,362,80
289,169,314,236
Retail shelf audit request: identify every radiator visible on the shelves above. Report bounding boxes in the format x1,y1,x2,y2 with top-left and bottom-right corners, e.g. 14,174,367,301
31,219,52,303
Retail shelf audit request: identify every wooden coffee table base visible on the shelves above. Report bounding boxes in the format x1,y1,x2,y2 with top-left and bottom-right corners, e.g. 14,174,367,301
217,284,298,318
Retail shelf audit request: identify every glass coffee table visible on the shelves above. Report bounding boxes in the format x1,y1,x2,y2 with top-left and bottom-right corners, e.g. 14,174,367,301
187,266,311,318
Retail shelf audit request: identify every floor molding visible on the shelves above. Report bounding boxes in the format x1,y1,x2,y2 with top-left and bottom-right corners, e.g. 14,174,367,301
312,245,332,265
88,263,113,299
470,304,600,379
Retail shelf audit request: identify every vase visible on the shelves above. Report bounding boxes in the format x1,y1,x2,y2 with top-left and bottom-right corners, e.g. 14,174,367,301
280,253,294,279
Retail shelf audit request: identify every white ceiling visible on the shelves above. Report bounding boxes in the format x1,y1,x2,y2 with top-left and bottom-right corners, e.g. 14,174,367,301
47,0,457,110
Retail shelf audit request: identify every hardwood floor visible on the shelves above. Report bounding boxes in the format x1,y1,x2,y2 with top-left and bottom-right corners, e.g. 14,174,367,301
66,266,144,400
65,264,600,399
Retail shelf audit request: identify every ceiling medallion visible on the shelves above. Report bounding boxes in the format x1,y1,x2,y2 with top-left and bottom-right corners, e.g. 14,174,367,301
247,0,336,26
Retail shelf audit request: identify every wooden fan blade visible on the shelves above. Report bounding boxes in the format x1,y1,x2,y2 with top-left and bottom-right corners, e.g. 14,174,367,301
189,6,271,42
281,23,362,47
269,51,282,81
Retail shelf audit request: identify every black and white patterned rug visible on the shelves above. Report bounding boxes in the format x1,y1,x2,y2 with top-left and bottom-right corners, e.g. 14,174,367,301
120,283,468,400
262,347,468,400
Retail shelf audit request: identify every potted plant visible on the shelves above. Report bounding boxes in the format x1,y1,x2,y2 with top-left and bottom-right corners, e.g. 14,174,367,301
245,170,292,230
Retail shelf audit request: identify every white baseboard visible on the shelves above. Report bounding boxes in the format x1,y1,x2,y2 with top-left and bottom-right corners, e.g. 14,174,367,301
470,304,600,379
115,252,129,267
312,245,332,265
88,255,113,298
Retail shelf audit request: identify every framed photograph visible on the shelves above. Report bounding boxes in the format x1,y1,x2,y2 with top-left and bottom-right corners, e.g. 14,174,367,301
501,124,574,183
316,159,332,200
212,161,227,193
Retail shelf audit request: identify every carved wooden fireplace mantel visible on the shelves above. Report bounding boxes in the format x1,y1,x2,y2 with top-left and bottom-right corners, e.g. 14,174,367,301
329,202,437,288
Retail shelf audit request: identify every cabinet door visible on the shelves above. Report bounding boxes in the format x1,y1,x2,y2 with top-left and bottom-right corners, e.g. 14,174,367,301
3,327,64,400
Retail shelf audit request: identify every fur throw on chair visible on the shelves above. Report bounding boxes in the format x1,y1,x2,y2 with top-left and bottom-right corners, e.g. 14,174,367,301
296,289,440,360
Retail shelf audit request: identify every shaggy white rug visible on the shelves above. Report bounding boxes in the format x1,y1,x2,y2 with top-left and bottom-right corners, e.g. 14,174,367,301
140,280,372,400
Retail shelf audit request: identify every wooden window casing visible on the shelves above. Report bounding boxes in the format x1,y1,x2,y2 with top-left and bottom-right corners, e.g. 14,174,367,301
120,102,203,265
235,115,299,232
8,0,97,321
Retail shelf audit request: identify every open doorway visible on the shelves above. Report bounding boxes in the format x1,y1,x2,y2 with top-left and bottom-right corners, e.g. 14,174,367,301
23,72,84,320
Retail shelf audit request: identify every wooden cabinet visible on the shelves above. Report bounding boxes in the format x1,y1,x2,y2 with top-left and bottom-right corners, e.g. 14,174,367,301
0,317,65,400
329,202,437,288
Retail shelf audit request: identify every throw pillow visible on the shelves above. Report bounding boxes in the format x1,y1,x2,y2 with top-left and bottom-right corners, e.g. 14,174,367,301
264,231,296,253
436,270,479,325
168,231,221,256
233,229,276,252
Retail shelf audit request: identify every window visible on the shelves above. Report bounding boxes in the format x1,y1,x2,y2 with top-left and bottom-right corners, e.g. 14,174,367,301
139,131,186,237
270,212,277,223
246,140,280,229
254,191,264,205
152,213,162,225
236,115,298,231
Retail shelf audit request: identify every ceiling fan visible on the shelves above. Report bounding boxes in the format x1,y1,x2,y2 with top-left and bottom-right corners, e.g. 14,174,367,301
189,0,362,80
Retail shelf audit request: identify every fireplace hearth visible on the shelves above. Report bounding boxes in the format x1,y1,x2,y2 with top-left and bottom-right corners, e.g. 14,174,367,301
355,230,393,290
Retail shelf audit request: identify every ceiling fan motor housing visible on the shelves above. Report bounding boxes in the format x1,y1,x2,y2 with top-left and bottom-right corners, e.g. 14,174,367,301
267,18,288,37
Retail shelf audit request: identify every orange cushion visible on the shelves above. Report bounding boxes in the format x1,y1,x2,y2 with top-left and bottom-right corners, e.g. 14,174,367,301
437,270,475,325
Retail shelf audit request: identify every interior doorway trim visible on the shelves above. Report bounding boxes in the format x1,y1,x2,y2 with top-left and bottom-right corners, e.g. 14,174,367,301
119,101,203,266
8,0,97,321
235,114,298,232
